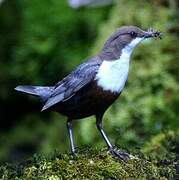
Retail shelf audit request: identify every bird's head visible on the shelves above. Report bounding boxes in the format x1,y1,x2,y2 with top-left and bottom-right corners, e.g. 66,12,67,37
101,26,162,59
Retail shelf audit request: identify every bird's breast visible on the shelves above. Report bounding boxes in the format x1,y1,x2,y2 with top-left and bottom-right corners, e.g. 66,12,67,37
95,59,130,93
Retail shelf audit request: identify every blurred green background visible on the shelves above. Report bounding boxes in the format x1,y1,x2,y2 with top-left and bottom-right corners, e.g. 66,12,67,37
0,0,178,163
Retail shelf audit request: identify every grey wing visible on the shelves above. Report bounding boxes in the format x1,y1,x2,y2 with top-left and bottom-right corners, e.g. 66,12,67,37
41,60,100,111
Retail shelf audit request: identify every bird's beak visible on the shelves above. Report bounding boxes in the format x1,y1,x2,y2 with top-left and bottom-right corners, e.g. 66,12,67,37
143,29,163,39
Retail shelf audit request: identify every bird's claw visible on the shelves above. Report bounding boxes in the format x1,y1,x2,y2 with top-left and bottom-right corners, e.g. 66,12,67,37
70,147,78,157
109,148,131,161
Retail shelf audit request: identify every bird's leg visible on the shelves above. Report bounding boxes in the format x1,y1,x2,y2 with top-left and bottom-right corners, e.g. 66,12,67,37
67,119,76,155
96,113,113,150
96,113,130,161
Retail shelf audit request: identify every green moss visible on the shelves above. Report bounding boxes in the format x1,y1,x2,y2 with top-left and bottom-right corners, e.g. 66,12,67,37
0,148,176,179
142,130,179,161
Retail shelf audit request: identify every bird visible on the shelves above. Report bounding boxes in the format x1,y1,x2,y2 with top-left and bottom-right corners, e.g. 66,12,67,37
15,26,162,160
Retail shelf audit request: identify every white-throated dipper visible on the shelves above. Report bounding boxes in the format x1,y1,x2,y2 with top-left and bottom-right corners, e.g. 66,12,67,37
15,26,162,160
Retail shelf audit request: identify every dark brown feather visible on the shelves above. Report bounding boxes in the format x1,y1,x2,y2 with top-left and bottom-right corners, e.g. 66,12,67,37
51,81,119,119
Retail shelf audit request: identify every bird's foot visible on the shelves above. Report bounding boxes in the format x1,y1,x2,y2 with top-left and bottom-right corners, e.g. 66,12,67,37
70,151,77,157
70,147,78,157
109,148,131,161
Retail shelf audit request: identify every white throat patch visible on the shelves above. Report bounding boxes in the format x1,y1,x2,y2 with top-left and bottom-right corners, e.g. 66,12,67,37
95,37,144,93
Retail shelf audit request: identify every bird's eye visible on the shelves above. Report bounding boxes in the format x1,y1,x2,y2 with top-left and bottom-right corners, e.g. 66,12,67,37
130,31,137,37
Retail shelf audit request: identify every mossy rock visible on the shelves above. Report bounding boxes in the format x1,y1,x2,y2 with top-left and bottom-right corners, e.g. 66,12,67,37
0,148,176,179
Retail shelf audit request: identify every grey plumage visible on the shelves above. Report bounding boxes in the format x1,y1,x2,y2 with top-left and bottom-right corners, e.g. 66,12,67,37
15,56,101,111
42,57,101,111
15,86,54,101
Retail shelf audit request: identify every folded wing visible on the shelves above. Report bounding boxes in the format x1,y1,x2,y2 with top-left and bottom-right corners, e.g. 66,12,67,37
42,59,101,111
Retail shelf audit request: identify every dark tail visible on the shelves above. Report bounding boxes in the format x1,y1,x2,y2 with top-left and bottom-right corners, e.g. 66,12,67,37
15,85,54,101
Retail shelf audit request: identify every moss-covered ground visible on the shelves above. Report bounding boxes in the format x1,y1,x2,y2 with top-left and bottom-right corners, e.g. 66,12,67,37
0,150,175,179
0,131,178,179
